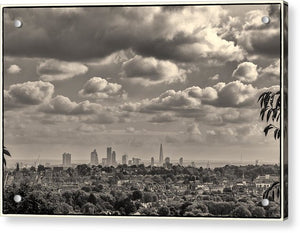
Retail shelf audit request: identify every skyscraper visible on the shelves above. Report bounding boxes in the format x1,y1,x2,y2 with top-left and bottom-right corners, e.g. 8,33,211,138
112,151,116,166
122,154,128,165
159,144,163,165
62,152,71,167
179,157,183,166
90,149,98,166
102,158,107,166
107,147,112,166
151,157,154,166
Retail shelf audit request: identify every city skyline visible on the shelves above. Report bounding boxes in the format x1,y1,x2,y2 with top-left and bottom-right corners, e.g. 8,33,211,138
5,143,276,169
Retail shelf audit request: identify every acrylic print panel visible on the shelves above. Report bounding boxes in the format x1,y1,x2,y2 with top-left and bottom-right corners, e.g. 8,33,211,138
1,2,287,219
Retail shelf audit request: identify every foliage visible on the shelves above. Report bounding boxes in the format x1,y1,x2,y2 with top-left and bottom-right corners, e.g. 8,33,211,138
258,91,281,139
3,146,11,167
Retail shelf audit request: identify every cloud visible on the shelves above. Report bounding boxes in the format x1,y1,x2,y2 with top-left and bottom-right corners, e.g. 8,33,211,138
121,55,186,86
236,6,280,60
7,64,21,74
37,59,88,81
202,108,257,126
38,95,119,124
87,50,129,66
4,81,54,109
186,122,201,135
209,74,219,81
232,62,258,83
79,77,126,99
4,7,244,65
121,81,258,118
125,127,136,133
84,113,118,125
77,124,106,132
258,59,280,84
39,95,102,115
215,80,257,107
149,113,176,123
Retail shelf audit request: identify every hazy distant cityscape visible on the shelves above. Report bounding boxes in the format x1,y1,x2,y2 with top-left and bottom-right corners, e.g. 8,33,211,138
6,144,273,170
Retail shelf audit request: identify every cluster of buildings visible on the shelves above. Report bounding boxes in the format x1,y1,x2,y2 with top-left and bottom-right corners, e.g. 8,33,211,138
61,144,186,168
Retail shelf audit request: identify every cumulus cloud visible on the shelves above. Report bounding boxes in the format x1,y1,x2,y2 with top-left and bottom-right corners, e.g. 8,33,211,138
4,81,54,109
232,62,258,83
38,95,119,124
4,7,244,65
215,81,257,107
7,64,21,74
39,95,102,115
236,6,280,60
37,59,88,81
121,55,186,86
149,113,176,123
121,81,258,117
79,77,126,99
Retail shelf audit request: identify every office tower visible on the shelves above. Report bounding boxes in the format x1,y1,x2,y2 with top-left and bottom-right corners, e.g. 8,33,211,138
90,149,99,165
107,147,112,166
179,157,183,166
62,152,71,167
165,157,170,165
122,154,128,165
102,158,107,166
132,158,141,166
151,157,154,166
191,161,195,167
128,160,132,166
159,144,163,165
112,151,116,165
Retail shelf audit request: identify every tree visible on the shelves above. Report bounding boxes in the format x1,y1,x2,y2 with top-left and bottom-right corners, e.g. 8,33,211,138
132,190,143,200
37,165,45,173
258,91,280,139
87,193,97,205
231,205,252,217
3,146,11,167
158,206,170,216
250,206,266,217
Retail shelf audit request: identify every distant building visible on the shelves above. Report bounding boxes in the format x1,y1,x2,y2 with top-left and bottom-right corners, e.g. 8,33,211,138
151,157,154,166
62,153,71,167
191,161,195,167
255,174,279,189
165,157,170,165
159,144,163,165
179,157,183,166
112,151,117,165
132,157,141,166
102,158,107,166
107,147,112,166
90,149,99,166
128,160,132,166
122,154,128,165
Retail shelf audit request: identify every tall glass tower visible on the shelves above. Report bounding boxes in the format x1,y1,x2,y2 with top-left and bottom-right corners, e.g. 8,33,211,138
159,144,163,165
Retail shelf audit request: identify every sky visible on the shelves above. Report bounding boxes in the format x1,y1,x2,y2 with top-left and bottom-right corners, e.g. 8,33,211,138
3,4,281,164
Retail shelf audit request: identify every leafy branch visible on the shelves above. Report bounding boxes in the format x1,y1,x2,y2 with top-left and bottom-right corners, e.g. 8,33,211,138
258,91,280,140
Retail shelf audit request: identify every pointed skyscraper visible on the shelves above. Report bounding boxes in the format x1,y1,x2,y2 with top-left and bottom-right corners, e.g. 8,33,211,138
159,144,163,165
